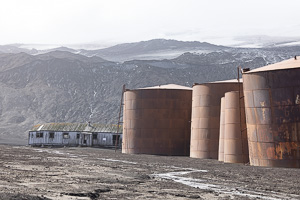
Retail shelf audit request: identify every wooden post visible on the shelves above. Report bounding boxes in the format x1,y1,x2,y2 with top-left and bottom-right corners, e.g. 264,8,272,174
115,84,125,152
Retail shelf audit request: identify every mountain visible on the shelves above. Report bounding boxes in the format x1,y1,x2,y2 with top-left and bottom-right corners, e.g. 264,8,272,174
0,45,38,54
230,35,300,48
0,39,228,62
3,38,300,62
78,39,228,61
0,40,300,144
0,52,119,144
38,47,79,55
35,50,110,63
0,52,36,72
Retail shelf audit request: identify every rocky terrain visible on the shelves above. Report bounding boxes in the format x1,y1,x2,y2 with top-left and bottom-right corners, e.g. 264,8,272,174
0,145,299,200
0,39,300,144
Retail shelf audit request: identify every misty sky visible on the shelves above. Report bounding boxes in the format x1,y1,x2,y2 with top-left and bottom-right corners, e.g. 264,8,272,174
0,0,299,46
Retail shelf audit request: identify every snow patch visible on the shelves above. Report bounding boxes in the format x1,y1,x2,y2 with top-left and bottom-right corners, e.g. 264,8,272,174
98,158,137,165
279,41,300,46
153,169,298,200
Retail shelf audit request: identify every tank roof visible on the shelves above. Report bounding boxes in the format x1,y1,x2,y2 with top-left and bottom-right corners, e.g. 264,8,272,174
244,57,300,74
211,78,243,83
136,84,192,90
194,79,242,86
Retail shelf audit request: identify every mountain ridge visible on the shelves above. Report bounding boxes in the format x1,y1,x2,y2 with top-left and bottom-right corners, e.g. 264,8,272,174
1,39,229,62
2,38,300,62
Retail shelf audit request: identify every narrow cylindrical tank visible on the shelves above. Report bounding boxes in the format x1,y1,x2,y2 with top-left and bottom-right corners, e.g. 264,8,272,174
243,57,300,168
122,84,192,156
224,91,249,163
190,80,242,159
218,97,225,162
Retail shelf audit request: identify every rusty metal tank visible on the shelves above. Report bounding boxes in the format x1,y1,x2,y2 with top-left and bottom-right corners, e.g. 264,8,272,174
218,97,225,161
223,91,249,163
190,80,242,159
243,57,300,168
122,84,192,156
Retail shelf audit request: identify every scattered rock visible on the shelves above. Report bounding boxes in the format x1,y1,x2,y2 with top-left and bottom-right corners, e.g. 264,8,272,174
188,194,202,199
0,193,51,200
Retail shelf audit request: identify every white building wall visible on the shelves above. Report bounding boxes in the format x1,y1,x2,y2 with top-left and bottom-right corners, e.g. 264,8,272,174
29,131,80,146
92,133,122,147
29,131,122,147
80,133,92,147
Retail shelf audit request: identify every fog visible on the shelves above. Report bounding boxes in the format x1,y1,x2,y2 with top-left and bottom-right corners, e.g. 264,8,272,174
0,0,299,46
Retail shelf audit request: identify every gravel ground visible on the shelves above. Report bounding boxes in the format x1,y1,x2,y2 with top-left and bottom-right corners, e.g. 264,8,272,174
0,144,299,200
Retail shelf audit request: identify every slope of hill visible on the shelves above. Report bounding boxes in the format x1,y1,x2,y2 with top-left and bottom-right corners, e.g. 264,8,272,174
0,41,299,144
0,53,120,144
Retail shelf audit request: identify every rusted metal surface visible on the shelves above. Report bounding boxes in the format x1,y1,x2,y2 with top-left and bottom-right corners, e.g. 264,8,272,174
243,63,300,168
223,91,249,163
218,97,225,161
122,85,192,155
190,82,242,159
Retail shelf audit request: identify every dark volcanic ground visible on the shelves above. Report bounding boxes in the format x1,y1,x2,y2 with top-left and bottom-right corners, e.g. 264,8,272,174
0,145,299,200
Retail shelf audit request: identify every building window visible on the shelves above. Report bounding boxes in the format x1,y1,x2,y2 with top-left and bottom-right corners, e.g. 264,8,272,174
63,132,69,139
77,133,80,139
49,132,54,139
36,132,44,138
93,133,97,140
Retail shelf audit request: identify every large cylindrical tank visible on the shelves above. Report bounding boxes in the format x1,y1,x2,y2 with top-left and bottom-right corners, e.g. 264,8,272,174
243,57,300,168
122,84,192,156
224,91,249,163
218,97,225,161
190,80,242,159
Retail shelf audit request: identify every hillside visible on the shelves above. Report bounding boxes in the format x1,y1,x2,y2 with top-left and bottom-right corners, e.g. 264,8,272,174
0,39,300,144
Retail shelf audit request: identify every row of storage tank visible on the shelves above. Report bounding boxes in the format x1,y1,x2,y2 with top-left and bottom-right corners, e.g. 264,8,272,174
122,57,300,168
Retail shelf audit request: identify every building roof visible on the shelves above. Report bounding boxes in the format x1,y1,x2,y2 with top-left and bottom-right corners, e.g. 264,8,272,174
30,123,122,133
244,57,300,74
136,84,192,90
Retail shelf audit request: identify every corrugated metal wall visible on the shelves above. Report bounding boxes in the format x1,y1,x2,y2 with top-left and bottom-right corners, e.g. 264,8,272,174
29,131,121,147
223,91,249,163
190,82,241,159
29,131,80,146
92,133,122,147
122,89,192,155
218,97,225,161
243,68,300,168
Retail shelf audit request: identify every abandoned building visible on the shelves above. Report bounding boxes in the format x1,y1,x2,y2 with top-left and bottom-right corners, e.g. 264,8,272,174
28,123,122,148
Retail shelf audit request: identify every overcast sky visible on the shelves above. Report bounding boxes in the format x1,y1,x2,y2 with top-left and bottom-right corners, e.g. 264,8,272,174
0,0,299,46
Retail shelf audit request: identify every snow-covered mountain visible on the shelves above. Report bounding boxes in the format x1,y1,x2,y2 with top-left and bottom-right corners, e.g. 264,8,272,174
3,38,300,62
2,39,228,62
213,35,300,48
